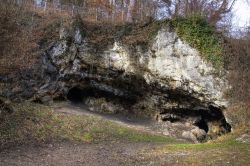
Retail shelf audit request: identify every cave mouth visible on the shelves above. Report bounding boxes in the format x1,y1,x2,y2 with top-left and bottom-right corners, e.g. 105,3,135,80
67,87,84,103
66,86,136,105
66,86,231,139
159,107,231,135
194,119,209,133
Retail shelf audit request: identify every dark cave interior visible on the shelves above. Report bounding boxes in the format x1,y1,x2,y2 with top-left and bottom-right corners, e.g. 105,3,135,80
66,86,231,135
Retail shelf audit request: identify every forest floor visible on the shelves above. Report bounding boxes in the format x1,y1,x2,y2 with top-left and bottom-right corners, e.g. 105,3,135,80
0,102,249,166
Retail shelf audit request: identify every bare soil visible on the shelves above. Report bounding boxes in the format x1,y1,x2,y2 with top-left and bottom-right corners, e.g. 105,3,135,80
0,102,170,166
0,141,155,166
0,102,249,166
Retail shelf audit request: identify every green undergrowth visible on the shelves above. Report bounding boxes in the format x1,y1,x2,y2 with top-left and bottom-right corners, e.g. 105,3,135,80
146,15,224,69
171,15,224,69
142,133,250,165
0,102,177,148
63,15,224,69
164,138,249,151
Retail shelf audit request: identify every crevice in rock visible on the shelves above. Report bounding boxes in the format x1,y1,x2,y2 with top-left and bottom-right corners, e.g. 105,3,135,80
66,86,137,105
159,107,231,137
194,119,209,133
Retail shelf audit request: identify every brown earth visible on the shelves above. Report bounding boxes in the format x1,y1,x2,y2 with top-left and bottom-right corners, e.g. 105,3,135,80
0,102,249,166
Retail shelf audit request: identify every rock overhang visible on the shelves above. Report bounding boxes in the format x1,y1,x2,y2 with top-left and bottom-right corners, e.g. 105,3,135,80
0,23,231,142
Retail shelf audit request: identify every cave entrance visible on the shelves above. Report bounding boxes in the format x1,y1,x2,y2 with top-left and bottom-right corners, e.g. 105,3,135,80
195,119,209,133
67,87,85,103
66,86,137,105
67,86,113,103
159,107,231,135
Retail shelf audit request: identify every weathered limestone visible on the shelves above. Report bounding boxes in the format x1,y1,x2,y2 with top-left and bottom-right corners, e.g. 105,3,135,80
0,24,231,142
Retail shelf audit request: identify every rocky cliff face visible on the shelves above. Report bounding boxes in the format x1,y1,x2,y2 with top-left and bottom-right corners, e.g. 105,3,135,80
0,24,231,142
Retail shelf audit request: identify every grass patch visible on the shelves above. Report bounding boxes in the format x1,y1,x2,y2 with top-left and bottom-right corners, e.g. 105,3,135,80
140,110,250,165
164,139,249,151
111,124,176,143
141,132,250,166
0,102,177,149
224,103,250,129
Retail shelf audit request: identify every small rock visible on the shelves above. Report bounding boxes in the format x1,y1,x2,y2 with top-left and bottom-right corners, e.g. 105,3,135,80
191,127,207,141
85,97,118,114
182,131,198,143
59,27,68,40
45,61,57,74
40,96,53,104
185,122,192,127
0,97,14,113
163,130,170,136
100,102,117,114
74,29,82,44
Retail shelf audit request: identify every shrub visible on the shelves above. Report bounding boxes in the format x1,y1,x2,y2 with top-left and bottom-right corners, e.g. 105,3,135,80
171,15,223,69
224,35,250,103
224,103,250,130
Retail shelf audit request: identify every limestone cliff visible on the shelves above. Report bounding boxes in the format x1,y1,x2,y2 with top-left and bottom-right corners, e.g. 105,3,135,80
43,26,228,104
0,23,231,142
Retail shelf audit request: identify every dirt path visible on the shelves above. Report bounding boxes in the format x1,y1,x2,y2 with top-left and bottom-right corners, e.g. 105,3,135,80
53,101,155,129
0,102,249,166
0,101,159,166
0,102,174,166
52,101,169,137
51,102,189,143
0,141,158,166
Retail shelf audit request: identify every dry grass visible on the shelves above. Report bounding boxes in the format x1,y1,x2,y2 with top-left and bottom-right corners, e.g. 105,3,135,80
0,1,72,75
0,101,249,165
137,101,250,165
140,144,250,166
0,102,176,150
224,103,250,131
0,1,156,75
224,36,250,103
0,2,35,74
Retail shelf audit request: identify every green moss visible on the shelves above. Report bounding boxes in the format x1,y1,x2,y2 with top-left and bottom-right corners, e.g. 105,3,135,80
127,131,175,143
136,16,224,69
148,21,168,40
171,15,223,69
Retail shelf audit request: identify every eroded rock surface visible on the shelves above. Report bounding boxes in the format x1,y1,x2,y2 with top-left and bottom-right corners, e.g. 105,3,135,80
0,24,231,142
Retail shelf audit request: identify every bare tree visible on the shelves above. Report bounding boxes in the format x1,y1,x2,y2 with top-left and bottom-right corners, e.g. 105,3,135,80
160,0,237,25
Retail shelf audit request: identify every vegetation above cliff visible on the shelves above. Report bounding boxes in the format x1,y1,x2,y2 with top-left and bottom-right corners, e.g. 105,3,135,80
171,15,224,69
72,14,224,69
0,0,225,73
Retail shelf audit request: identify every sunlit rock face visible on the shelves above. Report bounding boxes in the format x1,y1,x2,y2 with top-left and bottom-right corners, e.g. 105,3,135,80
149,28,228,107
104,28,228,108
0,24,231,142
55,27,228,108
